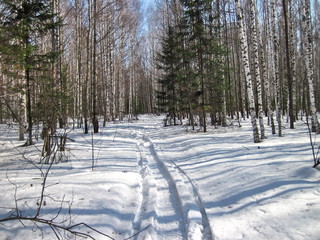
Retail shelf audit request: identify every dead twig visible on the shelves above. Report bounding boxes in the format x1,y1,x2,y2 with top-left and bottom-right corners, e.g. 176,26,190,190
0,216,115,239
304,118,320,168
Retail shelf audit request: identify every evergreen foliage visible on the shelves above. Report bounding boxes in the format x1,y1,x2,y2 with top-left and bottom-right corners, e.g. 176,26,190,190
156,26,181,125
156,0,227,130
0,0,62,145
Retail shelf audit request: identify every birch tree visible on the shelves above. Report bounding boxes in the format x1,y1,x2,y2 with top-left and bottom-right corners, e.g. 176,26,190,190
91,0,98,133
264,0,276,134
271,0,282,137
289,0,297,121
302,0,319,132
235,0,260,143
250,0,265,139
282,0,294,129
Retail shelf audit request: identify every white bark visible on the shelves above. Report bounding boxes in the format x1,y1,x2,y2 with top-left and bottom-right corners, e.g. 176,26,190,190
302,0,319,132
265,0,276,134
289,0,297,121
235,0,260,143
19,93,26,141
250,0,265,139
75,0,83,127
271,0,282,137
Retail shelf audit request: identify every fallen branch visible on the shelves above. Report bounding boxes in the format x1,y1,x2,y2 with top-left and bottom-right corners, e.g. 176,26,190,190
0,216,115,240
124,225,150,240
304,117,320,168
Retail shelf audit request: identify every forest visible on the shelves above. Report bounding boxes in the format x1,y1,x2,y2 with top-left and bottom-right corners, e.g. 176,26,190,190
1,1,320,239
0,0,319,144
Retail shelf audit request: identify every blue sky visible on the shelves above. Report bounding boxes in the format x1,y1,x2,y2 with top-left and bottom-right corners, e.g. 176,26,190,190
141,0,155,12
141,0,155,32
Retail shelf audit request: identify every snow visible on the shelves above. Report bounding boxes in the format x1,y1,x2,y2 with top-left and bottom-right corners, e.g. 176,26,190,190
0,115,319,240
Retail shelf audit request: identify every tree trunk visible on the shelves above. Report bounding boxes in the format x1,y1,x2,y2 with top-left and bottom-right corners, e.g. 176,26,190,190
265,0,276,134
302,0,319,132
282,0,294,129
289,0,297,121
250,0,265,139
92,0,99,133
235,0,260,143
217,0,227,127
19,93,25,141
75,0,83,128
271,0,283,137
83,0,91,135
25,35,33,146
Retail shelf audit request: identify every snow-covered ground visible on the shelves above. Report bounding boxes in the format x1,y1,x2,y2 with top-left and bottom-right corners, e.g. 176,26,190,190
0,115,319,240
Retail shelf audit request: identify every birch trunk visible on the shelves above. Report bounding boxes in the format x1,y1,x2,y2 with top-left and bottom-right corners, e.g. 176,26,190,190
75,0,81,127
83,0,92,134
302,0,319,132
282,0,294,129
25,34,33,146
19,86,26,141
101,11,110,123
119,42,126,121
265,0,276,134
235,0,260,143
289,0,297,121
92,0,99,133
260,31,273,133
250,0,265,139
271,0,282,137
128,49,134,120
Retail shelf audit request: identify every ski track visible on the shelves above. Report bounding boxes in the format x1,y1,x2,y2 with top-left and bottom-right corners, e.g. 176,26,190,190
133,128,213,240
164,153,214,240
133,131,158,239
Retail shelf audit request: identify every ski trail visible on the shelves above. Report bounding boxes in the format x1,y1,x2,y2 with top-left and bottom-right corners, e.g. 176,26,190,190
169,159,214,240
133,129,187,240
153,145,214,240
133,132,157,239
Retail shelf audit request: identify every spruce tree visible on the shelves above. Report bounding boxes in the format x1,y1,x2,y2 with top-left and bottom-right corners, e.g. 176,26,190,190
156,26,181,126
180,0,226,131
156,0,227,130
0,0,61,145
